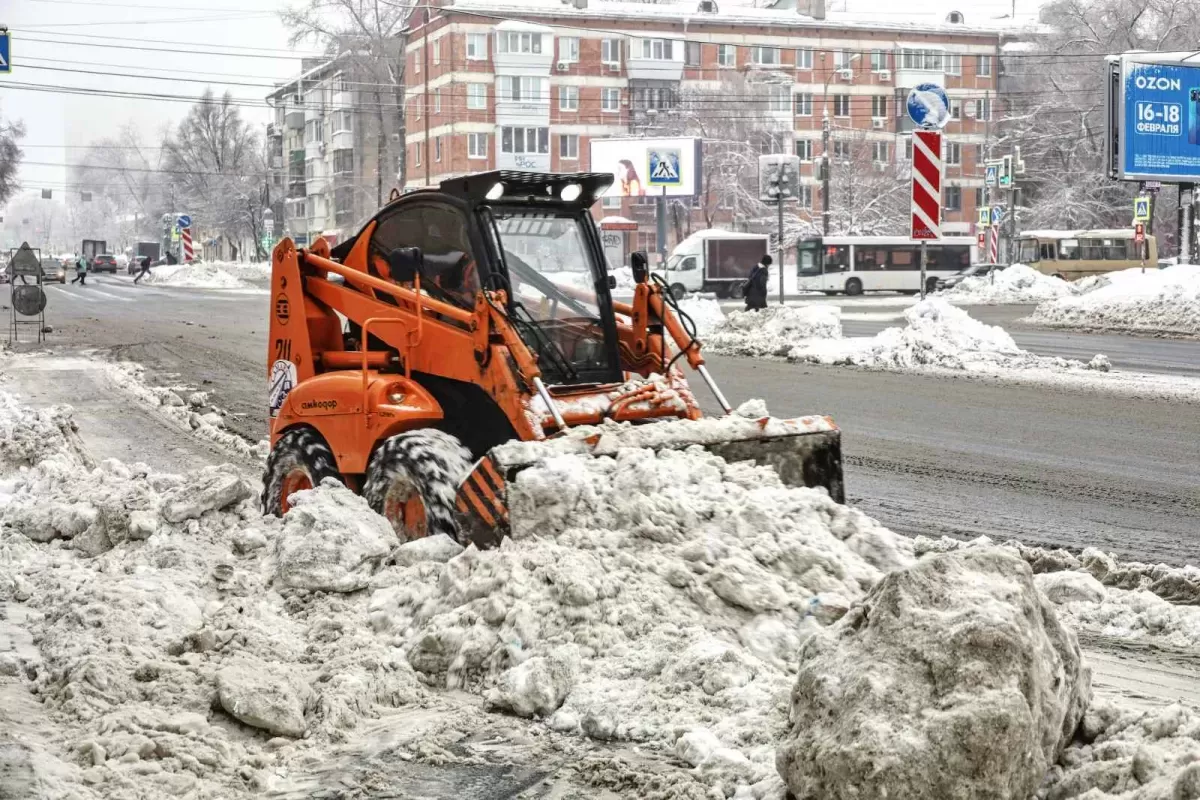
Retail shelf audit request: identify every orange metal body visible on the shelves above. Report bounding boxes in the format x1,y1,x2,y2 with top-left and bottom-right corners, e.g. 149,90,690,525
266,233,703,479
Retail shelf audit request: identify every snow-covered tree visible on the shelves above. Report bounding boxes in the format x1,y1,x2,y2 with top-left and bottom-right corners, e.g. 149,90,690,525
163,90,268,259
0,108,25,207
825,130,909,235
73,123,170,247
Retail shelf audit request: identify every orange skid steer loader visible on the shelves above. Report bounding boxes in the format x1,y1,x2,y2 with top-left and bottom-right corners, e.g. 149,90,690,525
263,170,843,546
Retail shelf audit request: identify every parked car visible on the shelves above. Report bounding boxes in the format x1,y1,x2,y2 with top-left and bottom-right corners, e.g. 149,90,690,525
91,253,119,273
935,262,1005,292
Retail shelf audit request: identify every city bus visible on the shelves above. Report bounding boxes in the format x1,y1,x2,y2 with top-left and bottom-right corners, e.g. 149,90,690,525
1014,229,1157,280
796,235,977,295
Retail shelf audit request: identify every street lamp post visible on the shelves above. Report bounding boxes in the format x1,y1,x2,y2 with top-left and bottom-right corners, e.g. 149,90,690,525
820,52,860,236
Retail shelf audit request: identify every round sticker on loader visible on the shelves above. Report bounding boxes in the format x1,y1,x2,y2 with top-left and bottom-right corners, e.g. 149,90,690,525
274,293,290,325
268,359,297,417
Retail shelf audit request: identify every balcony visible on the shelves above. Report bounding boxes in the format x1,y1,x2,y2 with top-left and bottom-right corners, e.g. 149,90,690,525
285,108,305,130
287,182,306,200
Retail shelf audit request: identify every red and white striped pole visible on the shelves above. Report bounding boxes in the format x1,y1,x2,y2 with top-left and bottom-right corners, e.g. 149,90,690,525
988,226,999,264
910,129,943,299
181,227,194,262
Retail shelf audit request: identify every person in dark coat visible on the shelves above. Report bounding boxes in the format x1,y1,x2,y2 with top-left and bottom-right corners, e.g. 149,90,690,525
133,255,153,284
744,254,771,311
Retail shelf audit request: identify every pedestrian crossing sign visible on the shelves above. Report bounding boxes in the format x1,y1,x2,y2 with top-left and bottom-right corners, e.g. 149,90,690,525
647,148,682,187
984,164,998,188
0,31,10,74
977,207,990,227
1133,196,1151,223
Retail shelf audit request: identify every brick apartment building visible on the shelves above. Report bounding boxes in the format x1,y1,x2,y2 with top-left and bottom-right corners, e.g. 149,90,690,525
403,0,1021,256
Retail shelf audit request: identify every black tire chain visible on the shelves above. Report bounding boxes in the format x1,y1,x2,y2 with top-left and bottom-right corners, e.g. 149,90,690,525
362,429,473,542
261,427,343,515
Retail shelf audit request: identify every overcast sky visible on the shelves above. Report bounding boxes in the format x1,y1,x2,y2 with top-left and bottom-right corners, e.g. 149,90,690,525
3,0,1042,206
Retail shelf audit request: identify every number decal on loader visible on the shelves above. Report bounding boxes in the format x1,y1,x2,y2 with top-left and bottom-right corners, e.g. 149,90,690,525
268,359,297,417
274,338,292,361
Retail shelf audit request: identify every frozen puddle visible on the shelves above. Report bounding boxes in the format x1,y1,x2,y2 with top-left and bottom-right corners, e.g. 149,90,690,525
1083,635,1200,713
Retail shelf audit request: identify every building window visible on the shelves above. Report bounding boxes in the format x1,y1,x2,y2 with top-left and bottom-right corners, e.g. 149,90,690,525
872,95,888,117
945,141,961,165
434,88,441,113
717,44,736,67
292,200,306,220
559,37,579,62
945,53,962,75
767,85,790,113
975,144,984,164
305,159,314,181
559,133,579,160
686,41,701,66
333,149,353,174
636,86,677,111
602,38,621,64
945,186,962,211
833,50,851,69
833,140,850,161
751,46,781,65
414,46,420,74
900,48,944,71
870,50,887,71
497,32,542,54
414,144,421,167
467,83,487,110
798,185,813,207
500,126,550,154
305,118,321,144
904,137,912,160
974,187,984,207
641,39,674,60
433,39,441,66
950,99,961,120
795,139,813,160
468,133,488,159
559,85,579,111
601,87,620,112
794,92,813,116
498,76,548,103
977,55,992,76
976,96,992,120
332,109,353,133
466,33,487,60
833,94,851,117
872,141,889,163
435,136,442,162
796,48,813,69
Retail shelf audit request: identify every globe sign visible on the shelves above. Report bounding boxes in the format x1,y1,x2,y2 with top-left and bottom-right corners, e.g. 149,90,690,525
906,83,951,130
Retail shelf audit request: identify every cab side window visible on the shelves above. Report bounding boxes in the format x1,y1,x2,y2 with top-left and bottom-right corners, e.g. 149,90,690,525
370,203,480,307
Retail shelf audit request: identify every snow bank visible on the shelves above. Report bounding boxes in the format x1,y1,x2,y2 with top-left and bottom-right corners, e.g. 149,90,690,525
937,263,1077,305
787,299,1111,377
706,305,843,357
104,360,268,460
201,260,272,284
1028,264,1200,336
777,548,1089,800
144,262,248,289
678,295,725,338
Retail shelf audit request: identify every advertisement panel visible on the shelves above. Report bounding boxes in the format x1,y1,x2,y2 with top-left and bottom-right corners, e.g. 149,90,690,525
589,137,703,197
1113,54,1200,182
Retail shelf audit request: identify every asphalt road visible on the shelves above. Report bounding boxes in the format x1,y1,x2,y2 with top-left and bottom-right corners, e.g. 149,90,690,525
15,274,1200,564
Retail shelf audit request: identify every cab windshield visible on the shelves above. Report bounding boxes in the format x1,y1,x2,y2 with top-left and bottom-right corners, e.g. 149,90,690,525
486,209,620,385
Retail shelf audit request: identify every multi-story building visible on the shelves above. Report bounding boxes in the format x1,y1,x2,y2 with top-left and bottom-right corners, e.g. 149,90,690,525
403,0,1022,253
266,56,398,247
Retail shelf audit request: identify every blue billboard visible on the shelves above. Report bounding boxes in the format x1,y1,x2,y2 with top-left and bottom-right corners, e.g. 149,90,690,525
1118,57,1200,182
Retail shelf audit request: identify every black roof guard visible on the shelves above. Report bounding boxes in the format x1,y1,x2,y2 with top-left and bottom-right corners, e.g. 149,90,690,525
437,170,614,208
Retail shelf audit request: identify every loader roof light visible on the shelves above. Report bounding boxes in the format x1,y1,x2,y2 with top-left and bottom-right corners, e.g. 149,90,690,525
486,182,505,201
559,183,582,202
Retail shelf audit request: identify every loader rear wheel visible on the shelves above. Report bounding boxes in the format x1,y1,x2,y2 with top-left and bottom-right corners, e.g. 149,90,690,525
262,427,343,516
363,429,472,543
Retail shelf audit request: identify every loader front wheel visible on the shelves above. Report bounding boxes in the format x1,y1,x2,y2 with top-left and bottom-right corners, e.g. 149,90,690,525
363,429,472,543
262,427,343,516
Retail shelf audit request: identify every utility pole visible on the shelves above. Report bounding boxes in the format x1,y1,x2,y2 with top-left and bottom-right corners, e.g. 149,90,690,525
1180,183,1192,265
821,114,831,235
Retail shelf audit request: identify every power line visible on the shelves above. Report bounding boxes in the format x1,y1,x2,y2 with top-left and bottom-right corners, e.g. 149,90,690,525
26,0,254,10
21,11,280,30
19,35,319,60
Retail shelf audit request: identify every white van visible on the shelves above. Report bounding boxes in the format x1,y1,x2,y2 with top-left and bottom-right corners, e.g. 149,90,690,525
662,230,769,299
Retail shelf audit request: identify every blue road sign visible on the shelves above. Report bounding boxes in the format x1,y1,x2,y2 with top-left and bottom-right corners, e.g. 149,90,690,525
1119,58,1200,181
991,206,1003,225
984,164,998,187
1133,196,1151,221
176,214,192,229
0,31,10,74
906,83,950,130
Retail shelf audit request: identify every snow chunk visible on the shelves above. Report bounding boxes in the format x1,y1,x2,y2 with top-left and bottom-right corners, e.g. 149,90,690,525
394,533,464,566
272,481,394,592
1028,264,1200,336
160,465,251,523
776,548,1090,800
706,305,842,357
216,656,308,737
486,649,579,718
938,263,1077,305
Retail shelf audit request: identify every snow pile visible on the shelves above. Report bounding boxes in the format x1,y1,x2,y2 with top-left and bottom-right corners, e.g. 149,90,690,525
938,263,1077,304
1043,700,1200,798
678,295,725,338
144,262,248,289
706,305,842,357
777,548,1089,799
789,299,1107,374
201,260,272,284
104,361,268,460
0,393,86,470
1028,264,1200,336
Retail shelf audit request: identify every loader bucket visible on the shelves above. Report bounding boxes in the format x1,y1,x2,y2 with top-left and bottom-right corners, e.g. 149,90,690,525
453,414,843,549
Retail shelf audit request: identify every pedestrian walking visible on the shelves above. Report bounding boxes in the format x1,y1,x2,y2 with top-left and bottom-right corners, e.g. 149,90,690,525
133,255,152,284
744,254,770,311
70,253,88,286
